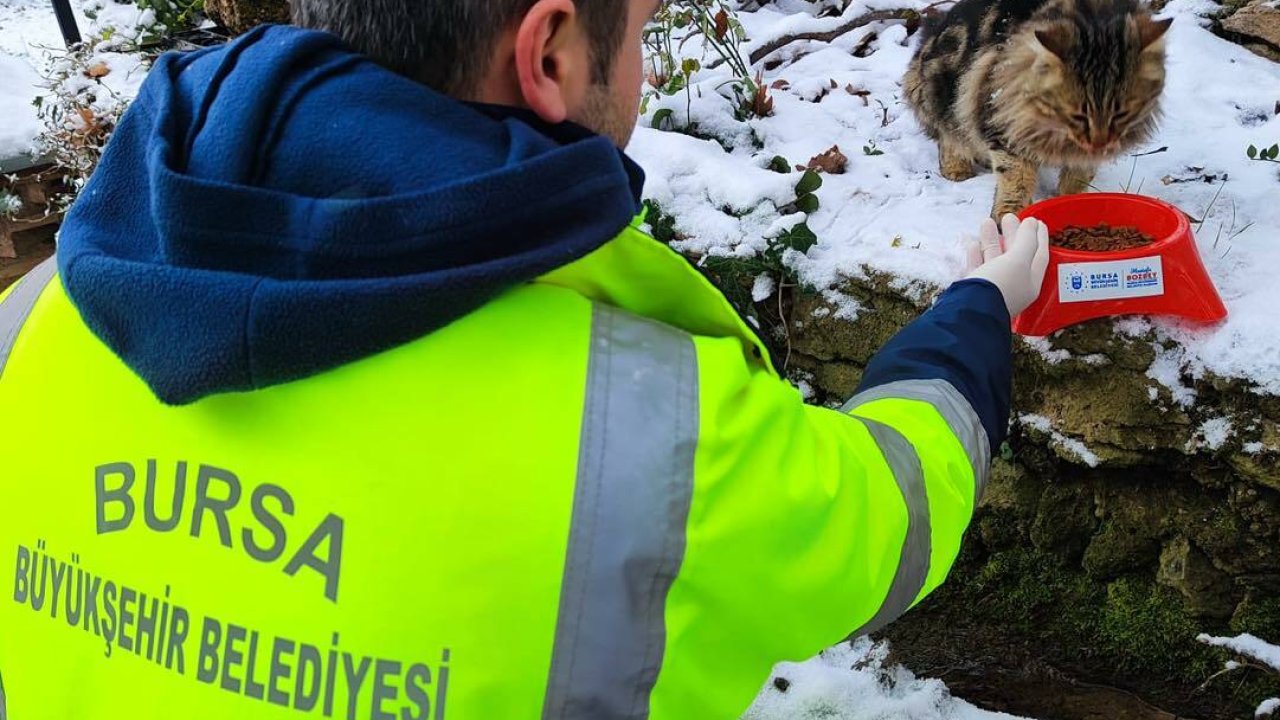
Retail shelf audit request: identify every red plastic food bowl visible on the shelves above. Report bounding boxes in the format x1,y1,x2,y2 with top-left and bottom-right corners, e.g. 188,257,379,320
1012,193,1228,337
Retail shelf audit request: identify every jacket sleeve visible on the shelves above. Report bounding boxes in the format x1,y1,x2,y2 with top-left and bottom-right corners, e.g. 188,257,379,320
653,279,1011,716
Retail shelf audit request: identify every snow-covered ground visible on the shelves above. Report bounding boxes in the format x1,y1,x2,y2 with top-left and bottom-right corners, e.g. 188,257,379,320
632,0,1280,397
0,0,81,160
0,0,150,163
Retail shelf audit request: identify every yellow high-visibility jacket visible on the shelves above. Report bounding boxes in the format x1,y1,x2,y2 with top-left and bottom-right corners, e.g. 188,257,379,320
0,220,998,720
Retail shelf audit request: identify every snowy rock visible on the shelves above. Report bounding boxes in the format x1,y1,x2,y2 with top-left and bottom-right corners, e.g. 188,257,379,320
1221,0,1280,62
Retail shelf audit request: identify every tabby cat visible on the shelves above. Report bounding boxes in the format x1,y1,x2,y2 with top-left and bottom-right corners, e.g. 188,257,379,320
904,0,1171,218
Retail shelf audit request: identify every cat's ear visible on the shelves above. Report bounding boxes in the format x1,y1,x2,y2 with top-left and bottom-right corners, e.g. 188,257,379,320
1032,25,1072,61
1137,16,1173,49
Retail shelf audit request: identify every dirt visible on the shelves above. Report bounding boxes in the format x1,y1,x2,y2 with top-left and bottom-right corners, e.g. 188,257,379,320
0,226,56,293
1052,223,1156,252
883,621,1211,720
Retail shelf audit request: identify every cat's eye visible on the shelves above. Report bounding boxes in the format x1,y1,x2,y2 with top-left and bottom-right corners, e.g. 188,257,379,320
1070,113,1090,129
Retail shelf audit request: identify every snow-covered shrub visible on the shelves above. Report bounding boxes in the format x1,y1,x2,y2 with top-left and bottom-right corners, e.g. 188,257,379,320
642,0,772,130
34,2,164,212
0,191,23,220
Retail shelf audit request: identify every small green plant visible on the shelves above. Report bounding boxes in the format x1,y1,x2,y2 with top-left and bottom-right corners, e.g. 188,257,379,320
1248,143,1280,163
863,140,884,156
790,169,823,214
643,1,772,127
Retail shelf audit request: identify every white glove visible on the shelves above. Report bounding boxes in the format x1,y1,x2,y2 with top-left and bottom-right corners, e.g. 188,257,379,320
964,214,1051,317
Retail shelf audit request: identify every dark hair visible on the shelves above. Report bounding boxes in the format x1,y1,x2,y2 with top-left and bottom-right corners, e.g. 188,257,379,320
293,0,628,95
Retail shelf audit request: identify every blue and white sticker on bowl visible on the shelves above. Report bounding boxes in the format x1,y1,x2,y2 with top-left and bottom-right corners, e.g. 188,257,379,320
1058,256,1165,303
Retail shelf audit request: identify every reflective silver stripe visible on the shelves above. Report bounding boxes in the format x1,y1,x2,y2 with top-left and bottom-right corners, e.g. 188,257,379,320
849,416,932,638
543,303,698,720
0,667,7,720
842,378,992,501
0,258,57,382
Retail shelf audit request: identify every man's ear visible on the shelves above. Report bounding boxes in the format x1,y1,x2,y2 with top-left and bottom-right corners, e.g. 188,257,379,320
513,0,590,124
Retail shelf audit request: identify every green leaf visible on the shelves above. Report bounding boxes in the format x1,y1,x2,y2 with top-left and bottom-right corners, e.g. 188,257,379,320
1269,144,1280,160
681,58,701,76
778,222,818,254
795,169,823,195
651,108,675,130
794,193,821,214
768,155,791,174
1248,145,1259,159
639,94,651,116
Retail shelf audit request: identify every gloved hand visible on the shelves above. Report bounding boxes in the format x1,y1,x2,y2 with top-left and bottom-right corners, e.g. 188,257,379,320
964,213,1051,317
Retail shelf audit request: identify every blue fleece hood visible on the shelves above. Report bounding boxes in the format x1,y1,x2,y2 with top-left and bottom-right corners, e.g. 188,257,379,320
57,25,643,405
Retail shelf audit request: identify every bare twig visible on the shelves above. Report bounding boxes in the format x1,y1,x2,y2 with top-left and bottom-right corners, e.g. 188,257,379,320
749,7,921,65
1195,178,1228,232
778,282,793,371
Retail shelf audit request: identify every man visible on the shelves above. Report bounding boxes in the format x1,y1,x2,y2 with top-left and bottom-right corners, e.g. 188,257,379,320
0,0,1049,718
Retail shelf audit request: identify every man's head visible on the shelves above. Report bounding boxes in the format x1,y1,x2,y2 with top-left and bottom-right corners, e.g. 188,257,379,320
293,0,661,148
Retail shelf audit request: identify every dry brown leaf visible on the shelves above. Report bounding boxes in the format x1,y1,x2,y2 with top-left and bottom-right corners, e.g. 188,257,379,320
85,63,111,78
714,9,730,41
805,145,848,175
770,79,791,90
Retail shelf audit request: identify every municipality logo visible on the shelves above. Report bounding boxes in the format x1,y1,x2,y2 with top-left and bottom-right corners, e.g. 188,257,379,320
1068,272,1085,293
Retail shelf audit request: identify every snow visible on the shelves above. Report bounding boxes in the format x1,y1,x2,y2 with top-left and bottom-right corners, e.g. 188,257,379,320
0,54,41,159
1260,698,1280,718
1146,341,1198,407
631,0,1280,397
1197,417,1234,450
1198,633,1280,671
753,273,778,301
1022,336,1072,365
1018,414,1101,467
1244,441,1266,454
743,638,1026,720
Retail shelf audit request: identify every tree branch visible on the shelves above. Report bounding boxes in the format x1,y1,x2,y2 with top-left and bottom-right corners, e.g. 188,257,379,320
748,7,920,65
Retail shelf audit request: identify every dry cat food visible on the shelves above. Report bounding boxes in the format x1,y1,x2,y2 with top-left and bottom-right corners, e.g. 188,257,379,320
1051,223,1157,252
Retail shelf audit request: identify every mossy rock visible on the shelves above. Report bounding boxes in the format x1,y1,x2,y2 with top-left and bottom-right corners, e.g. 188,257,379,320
1083,485,1169,580
1231,591,1280,640
1030,484,1097,564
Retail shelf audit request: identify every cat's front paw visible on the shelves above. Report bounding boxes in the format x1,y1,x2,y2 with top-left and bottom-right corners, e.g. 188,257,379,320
991,201,1029,220
940,162,979,182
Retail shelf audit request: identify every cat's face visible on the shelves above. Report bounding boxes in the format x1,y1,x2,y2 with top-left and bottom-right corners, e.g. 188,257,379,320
1024,14,1171,158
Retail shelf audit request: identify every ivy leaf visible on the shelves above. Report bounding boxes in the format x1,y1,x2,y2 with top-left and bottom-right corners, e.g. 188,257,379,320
768,155,791,174
794,193,821,214
1269,144,1280,160
778,222,818,254
1248,145,1259,159
795,169,823,195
